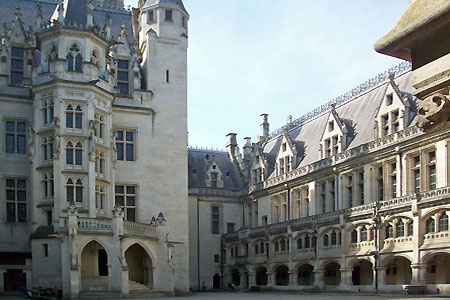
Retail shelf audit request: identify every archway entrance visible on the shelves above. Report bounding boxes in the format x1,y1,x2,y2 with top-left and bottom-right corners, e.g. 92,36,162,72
275,265,289,286
352,260,373,285
324,262,341,286
213,273,221,289
255,267,268,286
425,253,450,284
81,241,109,291
125,244,153,289
231,269,240,286
384,257,411,285
298,264,314,286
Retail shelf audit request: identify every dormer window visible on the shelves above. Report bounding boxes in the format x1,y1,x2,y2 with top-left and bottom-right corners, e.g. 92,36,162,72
282,143,287,152
212,165,216,170
11,47,24,85
165,9,173,21
67,44,82,72
147,10,155,24
211,172,218,188
117,60,129,95
386,93,393,106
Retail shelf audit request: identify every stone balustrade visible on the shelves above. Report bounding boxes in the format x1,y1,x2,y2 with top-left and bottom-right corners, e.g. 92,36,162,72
123,220,158,239
423,232,450,242
349,240,375,249
78,217,112,232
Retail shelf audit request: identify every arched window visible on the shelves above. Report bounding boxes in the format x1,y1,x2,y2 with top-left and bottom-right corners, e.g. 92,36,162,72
254,244,259,254
439,214,448,232
407,221,413,236
67,44,82,72
275,241,279,252
66,141,82,165
260,241,265,254
42,173,54,198
397,220,405,237
304,235,310,248
280,239,286,251
95,151,105,174
66,178,83,203
426,218,435,234
66,104,83,129
323,234,329,247
386,224,394,238
360,227,368,241
42,136,54,161
351,229,357,243
297,238,303,249
331,231,337,245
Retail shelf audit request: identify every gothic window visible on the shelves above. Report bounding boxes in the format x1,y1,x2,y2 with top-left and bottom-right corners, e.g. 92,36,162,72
254,244,259,254
360,227,368,241
347,175,353,208
42,136,54,161
95,185,106,209
67,44,82,72
66,141,83,165
6,178,27,222
66,178,83,203
297,238,303,249
42,100,54,125
331,231,337,245
115,185,136,221
304,235,310,248
426,218,435,234
386,224,394,238
66,104,83,129
117,60,129,95
274,241,279,252
439,214,449,232
11,47,24,85
116,130,135,161
42,173,54,198
397,220,405,237
95,151,105,174
5,120,26,154
280,239,286,251
358,171,364,205
351,229,357,243
94,113,105,138
407,222,413,236
323,234,329,247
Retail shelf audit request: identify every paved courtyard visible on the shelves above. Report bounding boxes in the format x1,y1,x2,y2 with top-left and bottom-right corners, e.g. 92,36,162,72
2,292,448,300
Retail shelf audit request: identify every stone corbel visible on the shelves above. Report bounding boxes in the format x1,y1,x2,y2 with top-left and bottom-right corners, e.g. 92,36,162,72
417,92,450,132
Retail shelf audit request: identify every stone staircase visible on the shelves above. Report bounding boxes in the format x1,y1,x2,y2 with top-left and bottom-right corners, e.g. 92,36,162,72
78,281,166,299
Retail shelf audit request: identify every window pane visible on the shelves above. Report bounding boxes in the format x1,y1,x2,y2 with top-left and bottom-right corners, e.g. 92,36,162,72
17,191,26,202
6,121,15,132
115,195,124,206
127,209,135,222
12,47,24,58
75,114,82,129
6,203,15,222
11,71,23,85
11,59,23,70
118,83,129,95
126,186,135,194
76,186,83,202
75,55,82,72
115,185,124,194
117,143,124,160
6,135,14,153
17,135,26,154
66,112,73,128
116,131,124,140
66,149,73,164
6,179,15,188
67,186,74,202
75,149,82,165
126,144,134,161
17,122,26,133
118,60,129,69
18,204,26,222
126,196,135,206
117,71,128,81
67,54,74,71
126,132,134,141
6,190,15,201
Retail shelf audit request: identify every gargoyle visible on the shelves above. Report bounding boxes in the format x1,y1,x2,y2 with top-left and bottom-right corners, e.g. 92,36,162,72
417,93,450,132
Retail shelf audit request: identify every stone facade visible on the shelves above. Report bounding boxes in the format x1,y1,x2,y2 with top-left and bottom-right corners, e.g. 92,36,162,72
0,0,189,297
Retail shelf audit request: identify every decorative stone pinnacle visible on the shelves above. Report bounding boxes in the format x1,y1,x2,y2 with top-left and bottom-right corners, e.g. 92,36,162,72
15,6,22,18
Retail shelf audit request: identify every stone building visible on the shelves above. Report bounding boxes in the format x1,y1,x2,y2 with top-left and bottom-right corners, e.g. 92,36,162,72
0,0,190,297
187,0,450,294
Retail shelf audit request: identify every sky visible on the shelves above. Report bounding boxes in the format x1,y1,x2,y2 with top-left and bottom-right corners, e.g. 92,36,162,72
124,0,410,150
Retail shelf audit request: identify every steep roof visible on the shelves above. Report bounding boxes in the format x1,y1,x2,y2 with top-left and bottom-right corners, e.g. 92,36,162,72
142,0,188,15
0,0,133,40
262,71,417,175
188,149,242,190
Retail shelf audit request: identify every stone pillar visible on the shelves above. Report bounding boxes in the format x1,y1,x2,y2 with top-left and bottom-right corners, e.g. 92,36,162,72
411,264,427,285
121,265,129,296
377,266,387,286
288,270,297,286
313,269,325,289
340,268,352,288
240,272,247,289
267,272,276,286
248,272,256,287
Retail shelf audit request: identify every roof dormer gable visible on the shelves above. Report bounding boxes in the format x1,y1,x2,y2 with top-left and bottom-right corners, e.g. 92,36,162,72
320,107,347,159
274,131,298,176
6,8,29,45
375,77,411,138
204,155,224,188
250,147,269,185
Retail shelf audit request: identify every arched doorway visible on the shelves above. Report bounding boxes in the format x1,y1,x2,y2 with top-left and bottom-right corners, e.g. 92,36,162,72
213,273,221,289
384,257,411,285
81,241,109,291
231,269,240,286
425,253,450,284
324,262,341,286
298,264,314,286
352,260,373,285
275,265,289,286
255,267,268,286
125,244,153,289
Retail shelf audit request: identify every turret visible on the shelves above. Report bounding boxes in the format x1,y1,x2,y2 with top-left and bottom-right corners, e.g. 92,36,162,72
259,113,270,142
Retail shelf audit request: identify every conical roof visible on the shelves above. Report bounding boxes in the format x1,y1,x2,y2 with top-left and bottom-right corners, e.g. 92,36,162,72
142,0,188,15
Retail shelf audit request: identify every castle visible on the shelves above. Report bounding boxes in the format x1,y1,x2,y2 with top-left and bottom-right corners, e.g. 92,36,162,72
1,0,450,297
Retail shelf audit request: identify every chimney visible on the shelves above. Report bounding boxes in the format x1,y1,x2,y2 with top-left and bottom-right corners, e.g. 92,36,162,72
226,133,240,162
259,113,269,142
243,137,252,160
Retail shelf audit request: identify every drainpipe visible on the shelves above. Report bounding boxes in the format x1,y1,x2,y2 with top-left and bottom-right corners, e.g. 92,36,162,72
286,186,291,221
197,198,200,291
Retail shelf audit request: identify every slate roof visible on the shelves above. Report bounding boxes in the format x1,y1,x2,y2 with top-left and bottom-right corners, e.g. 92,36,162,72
188,149,242,190
142,0,188,15
1,0,133,40
30,225,54,239
263,71,416,178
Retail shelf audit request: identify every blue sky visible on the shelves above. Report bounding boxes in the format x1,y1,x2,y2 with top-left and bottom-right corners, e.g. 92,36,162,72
125,0,409,150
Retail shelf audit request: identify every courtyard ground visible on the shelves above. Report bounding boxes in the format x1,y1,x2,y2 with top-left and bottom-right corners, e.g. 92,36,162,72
2,292,450,300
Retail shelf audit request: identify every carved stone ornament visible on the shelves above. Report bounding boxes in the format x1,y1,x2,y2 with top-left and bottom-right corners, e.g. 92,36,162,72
417,93,450,132
68,202,78,216
112,205,124,217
